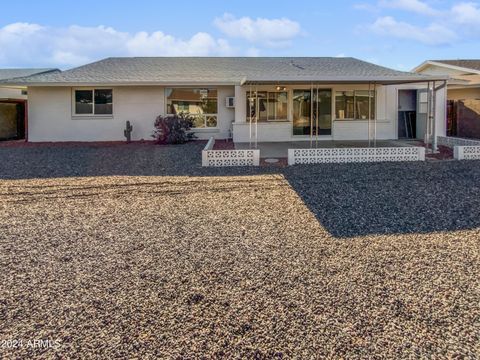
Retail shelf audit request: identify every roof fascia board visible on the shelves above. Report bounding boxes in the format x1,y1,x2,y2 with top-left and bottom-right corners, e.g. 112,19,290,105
0,85,27,89
413,61,480,75
243,76,448,84
448,84,480,89
1,81,241,87
411,61,430,73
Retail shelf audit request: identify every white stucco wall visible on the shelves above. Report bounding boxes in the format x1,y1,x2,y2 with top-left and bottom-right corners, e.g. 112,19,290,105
27,86,234,142
27,82,445,143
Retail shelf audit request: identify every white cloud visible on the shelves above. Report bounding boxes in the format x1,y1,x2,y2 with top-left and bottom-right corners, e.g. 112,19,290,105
214,13,301,46
379,0,440,16
126,31,232,56
365,1,480,46
370,16,457,45
354,3,381,12
0,23,233,68
451,2,480,30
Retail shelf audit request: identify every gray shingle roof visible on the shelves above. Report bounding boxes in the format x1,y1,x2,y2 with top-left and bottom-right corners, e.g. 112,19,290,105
1,57,446,85
0,68,59,81
432,60,480,72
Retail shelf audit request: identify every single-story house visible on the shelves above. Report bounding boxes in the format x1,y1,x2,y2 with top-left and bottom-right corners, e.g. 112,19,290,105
413,60,480,139
0,68,58,140
2,57,447,147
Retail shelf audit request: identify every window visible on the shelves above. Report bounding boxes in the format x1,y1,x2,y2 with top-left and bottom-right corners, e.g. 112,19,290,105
246,91,288,122
293,90,311,135
166,88,218,128
335,90,375,120
94,89,113,114
335,91,354,119
74,89,112,115
355,90,375,120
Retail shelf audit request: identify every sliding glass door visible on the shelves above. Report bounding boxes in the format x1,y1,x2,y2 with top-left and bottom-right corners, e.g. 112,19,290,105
293,90,311,135
293,88,332,136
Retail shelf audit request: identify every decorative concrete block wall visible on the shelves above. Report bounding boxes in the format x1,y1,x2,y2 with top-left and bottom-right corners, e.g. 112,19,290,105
454,146,480,160
202,137,260,167
437,136,480,148
288,147,425,165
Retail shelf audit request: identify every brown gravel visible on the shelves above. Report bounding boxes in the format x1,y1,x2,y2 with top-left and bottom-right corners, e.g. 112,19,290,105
0,145,479,358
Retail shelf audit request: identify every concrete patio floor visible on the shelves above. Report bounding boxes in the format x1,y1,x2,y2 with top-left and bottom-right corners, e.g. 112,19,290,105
235,140,424,158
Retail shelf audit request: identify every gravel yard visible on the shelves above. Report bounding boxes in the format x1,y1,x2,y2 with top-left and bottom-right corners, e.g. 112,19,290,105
0,143,479,358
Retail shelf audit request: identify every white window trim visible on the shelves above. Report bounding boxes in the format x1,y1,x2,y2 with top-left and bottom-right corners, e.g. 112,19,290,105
165,88,219,129
71,87,114,118
246,90,289,122
334,90,376,121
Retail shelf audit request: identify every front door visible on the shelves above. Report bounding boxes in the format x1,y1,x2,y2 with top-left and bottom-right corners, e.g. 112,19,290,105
293,88,332,136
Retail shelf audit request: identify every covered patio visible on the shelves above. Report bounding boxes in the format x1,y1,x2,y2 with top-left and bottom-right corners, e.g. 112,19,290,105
233,66,448,157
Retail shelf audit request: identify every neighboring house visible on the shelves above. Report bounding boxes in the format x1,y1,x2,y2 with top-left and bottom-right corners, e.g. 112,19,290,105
2,58,447,145
413,60,480,139
0,68,58,140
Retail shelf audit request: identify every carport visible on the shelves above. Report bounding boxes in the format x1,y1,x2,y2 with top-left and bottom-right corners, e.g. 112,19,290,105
0,68,58,141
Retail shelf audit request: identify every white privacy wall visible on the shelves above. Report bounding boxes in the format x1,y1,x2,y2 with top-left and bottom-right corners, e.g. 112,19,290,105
27,86,235,142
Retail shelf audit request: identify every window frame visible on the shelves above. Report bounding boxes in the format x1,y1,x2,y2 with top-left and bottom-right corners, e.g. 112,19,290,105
246,90,289,123
165,87,218,129
72,87,114,118
335,91,355,120
335,90,376,121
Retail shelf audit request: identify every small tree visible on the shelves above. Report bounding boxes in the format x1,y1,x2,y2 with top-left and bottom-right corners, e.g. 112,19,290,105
152,114,196,144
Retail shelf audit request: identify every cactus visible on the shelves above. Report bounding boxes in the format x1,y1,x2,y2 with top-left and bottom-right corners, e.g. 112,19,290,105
124,121,133,142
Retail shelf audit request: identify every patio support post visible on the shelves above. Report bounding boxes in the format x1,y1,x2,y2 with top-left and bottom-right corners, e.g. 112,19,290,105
432,81,437,152
426,81,431,152
249,84,252,148
373,82,377,148
316,86,319,148
368,82,371,147
310,83,313,148
255,85,258,149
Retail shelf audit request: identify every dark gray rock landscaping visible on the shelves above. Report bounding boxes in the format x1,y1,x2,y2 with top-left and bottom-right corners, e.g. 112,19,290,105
0,142,479,358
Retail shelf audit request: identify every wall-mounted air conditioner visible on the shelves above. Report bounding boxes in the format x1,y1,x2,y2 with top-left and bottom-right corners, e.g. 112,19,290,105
225,97,235,108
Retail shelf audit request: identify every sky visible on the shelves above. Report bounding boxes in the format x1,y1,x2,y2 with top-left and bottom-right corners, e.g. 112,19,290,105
0,0,479,71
